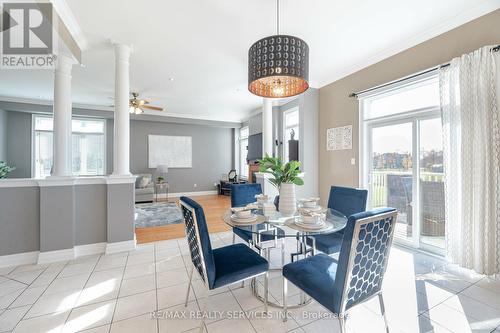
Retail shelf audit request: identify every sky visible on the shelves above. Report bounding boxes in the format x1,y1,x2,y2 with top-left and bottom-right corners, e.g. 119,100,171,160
372,118,442,154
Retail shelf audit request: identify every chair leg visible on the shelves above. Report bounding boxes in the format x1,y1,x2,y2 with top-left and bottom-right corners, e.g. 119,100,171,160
264,271,269,313
282,278,288,322
185,266,194,307
339,315,347,333
199,288,210,333
378,293,389,333
281,238,286,266
241,280,245,288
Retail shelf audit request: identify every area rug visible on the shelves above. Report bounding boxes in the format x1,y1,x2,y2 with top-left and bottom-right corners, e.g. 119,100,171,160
134,202,183,228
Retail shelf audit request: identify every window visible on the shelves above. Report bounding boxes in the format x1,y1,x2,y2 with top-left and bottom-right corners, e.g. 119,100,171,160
360,74,445,254
33,115,106,178
239,126,249,179
283,108,299,162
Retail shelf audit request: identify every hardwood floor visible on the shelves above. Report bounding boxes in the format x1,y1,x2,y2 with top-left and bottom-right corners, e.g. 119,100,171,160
135,194,231,244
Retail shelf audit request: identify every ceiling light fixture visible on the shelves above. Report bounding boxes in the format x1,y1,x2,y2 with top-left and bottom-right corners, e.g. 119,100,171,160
248,0,309,98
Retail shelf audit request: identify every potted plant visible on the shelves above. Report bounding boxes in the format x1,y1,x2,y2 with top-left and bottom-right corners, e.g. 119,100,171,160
156,176,165,184
0,161,15,179
258,154,303,215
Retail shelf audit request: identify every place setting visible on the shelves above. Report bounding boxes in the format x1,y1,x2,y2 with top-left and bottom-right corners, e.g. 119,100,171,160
229,206,265,225
286,197,333,232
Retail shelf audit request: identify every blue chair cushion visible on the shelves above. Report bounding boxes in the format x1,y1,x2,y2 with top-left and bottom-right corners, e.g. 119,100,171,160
233,225,285,243
283,254,339,313
212,243,269,289
306,232,343,254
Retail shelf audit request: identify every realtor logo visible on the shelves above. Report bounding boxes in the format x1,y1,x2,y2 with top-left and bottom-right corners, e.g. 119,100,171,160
1,2,56,69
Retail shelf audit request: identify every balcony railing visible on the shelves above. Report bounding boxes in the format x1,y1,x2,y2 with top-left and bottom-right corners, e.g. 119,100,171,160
370,170,445,243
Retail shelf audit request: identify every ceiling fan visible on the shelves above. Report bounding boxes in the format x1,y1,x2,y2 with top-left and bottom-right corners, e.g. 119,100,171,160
129,92,164,114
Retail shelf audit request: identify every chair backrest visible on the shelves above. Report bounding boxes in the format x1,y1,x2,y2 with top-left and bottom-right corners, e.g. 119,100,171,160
231,183,262,207
332,207,398,314
179,196,216,289
327,186,368,218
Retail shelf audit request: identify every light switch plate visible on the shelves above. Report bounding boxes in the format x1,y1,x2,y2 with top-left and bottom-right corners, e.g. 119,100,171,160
350,158,356,165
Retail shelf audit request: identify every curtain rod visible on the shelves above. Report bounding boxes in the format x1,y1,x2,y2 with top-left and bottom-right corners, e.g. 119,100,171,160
349,44,500,98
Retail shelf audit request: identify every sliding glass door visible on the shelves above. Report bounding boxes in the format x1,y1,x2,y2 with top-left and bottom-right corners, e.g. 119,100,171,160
361,74,445,254
370,122,413,243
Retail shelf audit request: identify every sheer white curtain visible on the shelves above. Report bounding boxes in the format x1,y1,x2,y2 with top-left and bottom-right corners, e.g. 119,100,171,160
440,46,500,275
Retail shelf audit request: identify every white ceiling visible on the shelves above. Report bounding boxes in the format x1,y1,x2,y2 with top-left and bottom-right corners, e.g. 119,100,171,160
0,0,498,122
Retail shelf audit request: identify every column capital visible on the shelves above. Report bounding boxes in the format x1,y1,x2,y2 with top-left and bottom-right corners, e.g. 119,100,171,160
113,43,133,61
55,54,77,74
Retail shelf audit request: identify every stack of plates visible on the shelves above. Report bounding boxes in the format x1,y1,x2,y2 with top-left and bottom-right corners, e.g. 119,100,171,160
294,218,326,230
230,214,258,224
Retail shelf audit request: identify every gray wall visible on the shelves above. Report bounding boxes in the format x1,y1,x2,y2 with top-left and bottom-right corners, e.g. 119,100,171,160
107,183,134,243
0,186,40,256
75,184,107,246
128,120,232,193
0,109,7,162
40,185,75,252
0,181,134,256
2,108,234,193
6,111,32,178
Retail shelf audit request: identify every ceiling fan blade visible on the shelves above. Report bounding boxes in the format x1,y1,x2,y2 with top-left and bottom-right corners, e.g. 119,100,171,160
142,105,164,111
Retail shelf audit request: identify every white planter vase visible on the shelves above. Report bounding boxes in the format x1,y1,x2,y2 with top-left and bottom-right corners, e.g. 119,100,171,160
279,183,296,216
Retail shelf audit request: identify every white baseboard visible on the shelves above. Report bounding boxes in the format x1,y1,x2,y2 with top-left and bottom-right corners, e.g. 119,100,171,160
75,242,107,257
1,240,132,268
0,251,39,268
105,239,136,254
38,248,75,264
168,190,218,198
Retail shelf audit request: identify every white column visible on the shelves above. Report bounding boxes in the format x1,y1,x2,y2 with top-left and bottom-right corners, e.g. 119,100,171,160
52,54,75,177
113,44,132,176
262,98,273,157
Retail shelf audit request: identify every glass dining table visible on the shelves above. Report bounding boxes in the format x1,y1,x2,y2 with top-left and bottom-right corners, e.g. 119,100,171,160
222,207,348,308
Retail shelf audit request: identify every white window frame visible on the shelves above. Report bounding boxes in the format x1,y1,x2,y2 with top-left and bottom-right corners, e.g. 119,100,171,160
283,107,299,162
359,72,444,255
31,114,107,178
239,126,249,179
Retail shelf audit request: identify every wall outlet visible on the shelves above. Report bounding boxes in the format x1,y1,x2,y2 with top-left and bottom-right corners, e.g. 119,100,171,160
194,184,197,188
350,158,356,165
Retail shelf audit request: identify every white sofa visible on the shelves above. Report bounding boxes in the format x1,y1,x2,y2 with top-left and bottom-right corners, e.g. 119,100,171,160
135,174,154,203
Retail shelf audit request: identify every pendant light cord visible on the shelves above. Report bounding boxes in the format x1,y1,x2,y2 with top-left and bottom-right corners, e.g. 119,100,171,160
276,0,280,35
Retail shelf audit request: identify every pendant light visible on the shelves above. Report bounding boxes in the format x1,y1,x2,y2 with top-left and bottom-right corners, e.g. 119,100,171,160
248,0,309,98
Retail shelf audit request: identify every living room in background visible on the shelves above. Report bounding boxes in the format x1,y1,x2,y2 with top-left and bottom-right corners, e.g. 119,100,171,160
239,126,249,179
359,72,445,254
283,107,299,163
32,115,106,178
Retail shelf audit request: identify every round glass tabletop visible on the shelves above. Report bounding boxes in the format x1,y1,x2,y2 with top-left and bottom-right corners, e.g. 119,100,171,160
222,208,347,237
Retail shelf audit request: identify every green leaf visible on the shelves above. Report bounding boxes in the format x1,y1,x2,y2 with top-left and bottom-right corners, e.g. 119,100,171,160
292,177,304,186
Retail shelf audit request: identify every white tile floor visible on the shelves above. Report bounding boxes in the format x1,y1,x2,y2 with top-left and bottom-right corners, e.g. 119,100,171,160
1,232,500,333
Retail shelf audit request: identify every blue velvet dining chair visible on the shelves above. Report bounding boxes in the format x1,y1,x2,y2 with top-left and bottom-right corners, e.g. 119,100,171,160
283,208,398,333
231,183,263,244
307,186,368,255
231,184,286,262
179,196,269,333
